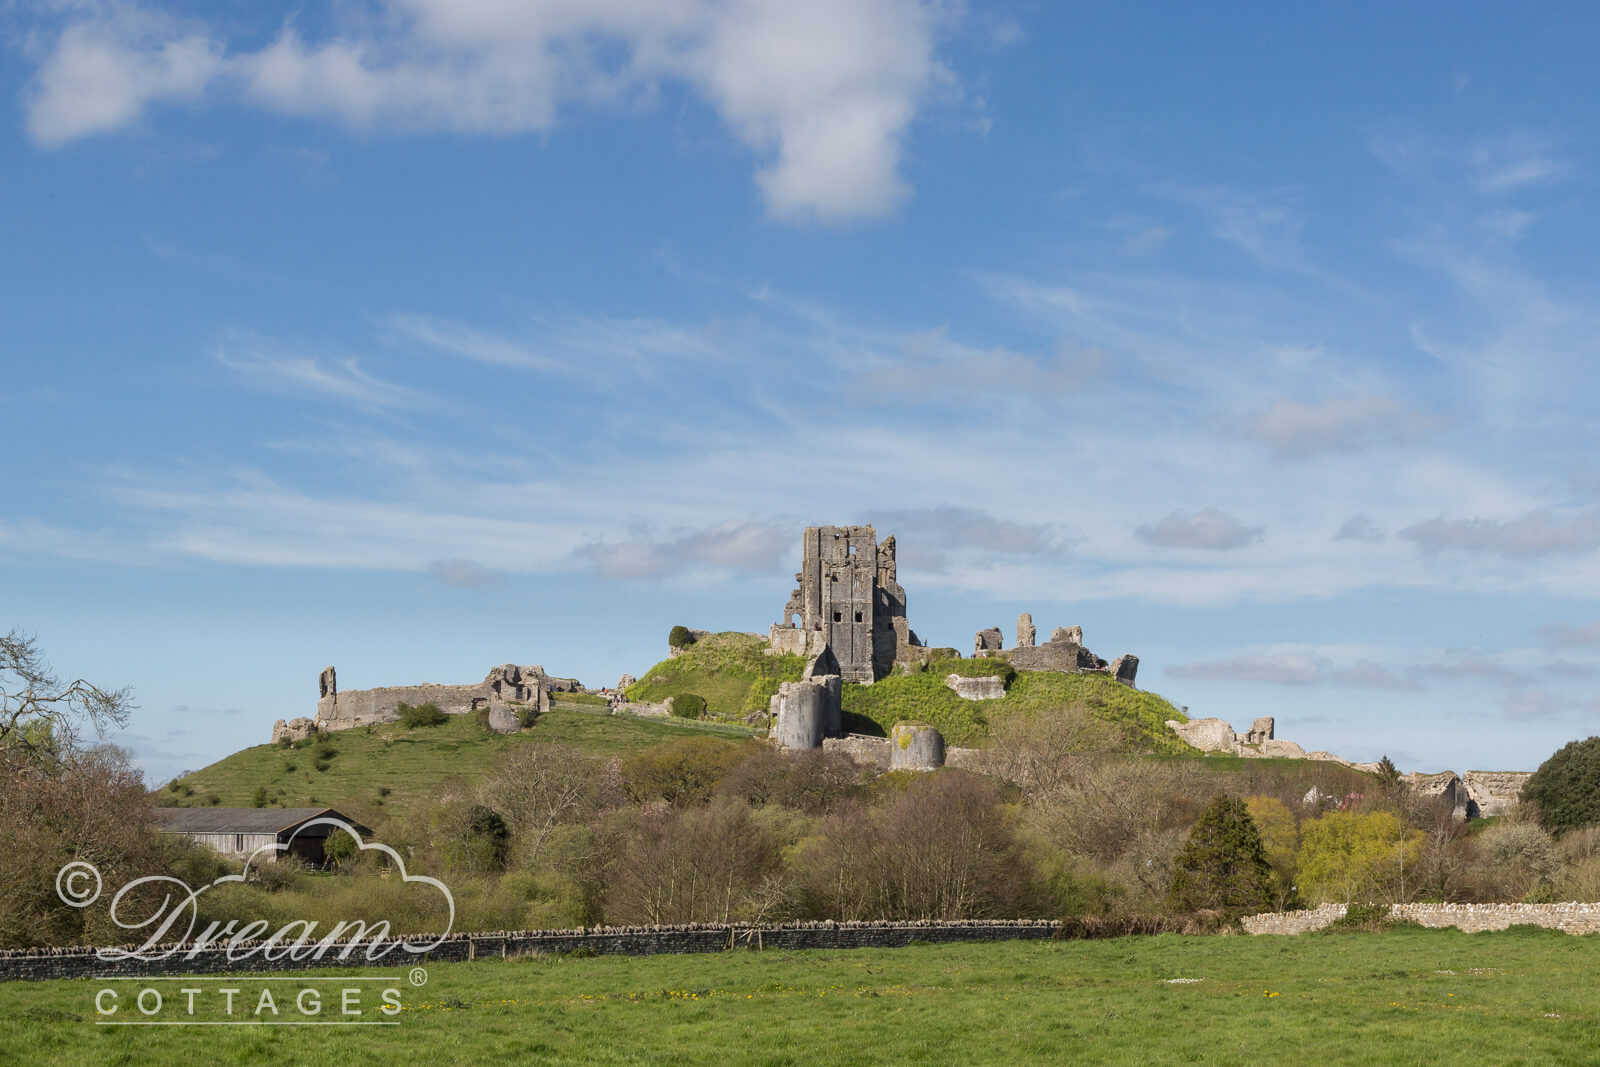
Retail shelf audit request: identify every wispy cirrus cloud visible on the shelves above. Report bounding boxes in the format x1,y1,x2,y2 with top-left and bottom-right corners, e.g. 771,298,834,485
385,314,565,373
215,342,436,412
853,329,1105,396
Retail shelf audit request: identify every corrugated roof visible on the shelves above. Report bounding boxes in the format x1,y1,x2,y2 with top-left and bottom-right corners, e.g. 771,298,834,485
151,807,366,835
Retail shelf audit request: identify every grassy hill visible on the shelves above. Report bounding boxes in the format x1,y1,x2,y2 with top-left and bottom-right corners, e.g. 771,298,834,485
628,638,1195,753
157,708,759,821
844,655,1196,752
627,632,807,721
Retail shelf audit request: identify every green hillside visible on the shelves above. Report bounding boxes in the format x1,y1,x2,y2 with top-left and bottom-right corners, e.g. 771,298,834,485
157,708,759,820
629,637,1195,753
627,632,807,721
843,656,1195,752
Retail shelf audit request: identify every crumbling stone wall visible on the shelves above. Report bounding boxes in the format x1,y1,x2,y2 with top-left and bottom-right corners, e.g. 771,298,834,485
1461,772,1532,817
775,525,906,683
292,662,553,740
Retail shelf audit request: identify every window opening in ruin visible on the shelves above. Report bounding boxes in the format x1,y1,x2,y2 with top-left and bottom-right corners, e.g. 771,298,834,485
832,611,842,622
855,612,863,622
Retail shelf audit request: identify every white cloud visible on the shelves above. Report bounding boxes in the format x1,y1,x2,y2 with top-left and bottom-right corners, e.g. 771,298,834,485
1135,508,1263,551
23,12,223,148
1168,652,1417,690
573,521,792,580
429,558,504,588
1400,508,1600,559
1235,394,1445,459
24,0,950,223
1334,515,1384,543
1539,620,1600,648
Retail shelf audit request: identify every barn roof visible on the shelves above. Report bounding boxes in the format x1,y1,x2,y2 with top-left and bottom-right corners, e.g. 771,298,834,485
151,807,368,835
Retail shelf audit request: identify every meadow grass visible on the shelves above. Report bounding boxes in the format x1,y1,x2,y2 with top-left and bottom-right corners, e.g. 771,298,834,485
2,928,1597,1065
160,709,760,820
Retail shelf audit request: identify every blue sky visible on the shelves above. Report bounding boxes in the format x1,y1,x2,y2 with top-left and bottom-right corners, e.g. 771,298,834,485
4,1,1599,783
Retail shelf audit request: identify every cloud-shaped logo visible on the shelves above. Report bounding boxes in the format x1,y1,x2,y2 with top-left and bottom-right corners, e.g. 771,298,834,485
65,817,455,963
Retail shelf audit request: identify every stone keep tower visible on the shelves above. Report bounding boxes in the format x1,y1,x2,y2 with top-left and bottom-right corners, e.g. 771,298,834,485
779,525,909,683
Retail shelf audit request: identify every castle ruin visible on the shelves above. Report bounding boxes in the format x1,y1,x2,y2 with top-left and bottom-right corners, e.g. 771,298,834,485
769,525,916,682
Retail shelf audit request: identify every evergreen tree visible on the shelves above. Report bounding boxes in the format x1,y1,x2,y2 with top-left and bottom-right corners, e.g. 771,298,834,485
1523,736,1600,834
1169,793,1274,913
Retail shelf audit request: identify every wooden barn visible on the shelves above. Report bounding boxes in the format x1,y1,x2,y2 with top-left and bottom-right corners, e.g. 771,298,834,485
152,807,371,867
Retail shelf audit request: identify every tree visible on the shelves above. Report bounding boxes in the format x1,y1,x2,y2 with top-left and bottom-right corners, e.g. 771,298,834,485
1245,795,1299,906
668,625,696,650
1296,810,1424,904
1,630,133,768
1522,736,1600,834
1169,794,1273,913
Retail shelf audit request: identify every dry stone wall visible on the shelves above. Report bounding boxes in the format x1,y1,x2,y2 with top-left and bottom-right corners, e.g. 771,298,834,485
0,921,1066,982
1243,903,1600,935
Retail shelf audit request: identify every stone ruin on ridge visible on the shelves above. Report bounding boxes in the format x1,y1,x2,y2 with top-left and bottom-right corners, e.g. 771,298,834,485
270,662,562,742
973,614,1139,688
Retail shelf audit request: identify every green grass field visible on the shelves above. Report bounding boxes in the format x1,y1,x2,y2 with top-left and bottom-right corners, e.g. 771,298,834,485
159,709,760,819
2,929,1597,1065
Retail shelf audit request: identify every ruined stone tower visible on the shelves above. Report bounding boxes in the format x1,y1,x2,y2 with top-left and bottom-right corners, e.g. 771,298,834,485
775,525,910,682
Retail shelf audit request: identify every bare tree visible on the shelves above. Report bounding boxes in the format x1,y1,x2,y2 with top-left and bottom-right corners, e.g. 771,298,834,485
1,630,134,768
480,743,599,866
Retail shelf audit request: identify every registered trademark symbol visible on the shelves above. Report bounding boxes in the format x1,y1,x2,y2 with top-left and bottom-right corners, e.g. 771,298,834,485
409,967,428,987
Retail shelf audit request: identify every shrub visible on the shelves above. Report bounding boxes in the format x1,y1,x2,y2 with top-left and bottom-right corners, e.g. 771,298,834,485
251,785,269,807
1523,736,1600,834
1168,794,1274,914
247,856,307,892
668,625,696,649
623,737,749,805
669,693,706,719
399,702,447,728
